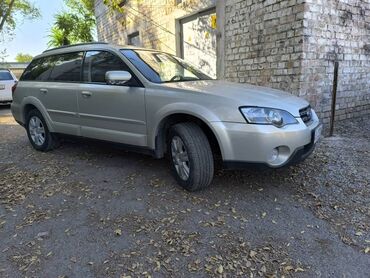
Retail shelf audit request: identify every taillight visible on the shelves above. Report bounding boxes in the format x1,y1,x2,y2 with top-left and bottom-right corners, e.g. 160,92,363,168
12,82,17,96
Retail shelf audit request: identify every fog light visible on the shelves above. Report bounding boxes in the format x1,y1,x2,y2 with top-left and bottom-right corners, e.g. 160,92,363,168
268,148,279,162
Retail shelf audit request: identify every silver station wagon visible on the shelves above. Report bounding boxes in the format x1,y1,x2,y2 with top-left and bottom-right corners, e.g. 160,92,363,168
11,43,322,191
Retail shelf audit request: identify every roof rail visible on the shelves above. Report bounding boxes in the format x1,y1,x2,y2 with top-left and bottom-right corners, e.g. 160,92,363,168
43,42,109,53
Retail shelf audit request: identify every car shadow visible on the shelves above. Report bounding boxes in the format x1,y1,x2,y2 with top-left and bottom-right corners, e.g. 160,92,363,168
55,134,299,194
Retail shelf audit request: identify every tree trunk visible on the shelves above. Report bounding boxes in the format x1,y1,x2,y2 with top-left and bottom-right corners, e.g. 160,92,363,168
0,0,16,32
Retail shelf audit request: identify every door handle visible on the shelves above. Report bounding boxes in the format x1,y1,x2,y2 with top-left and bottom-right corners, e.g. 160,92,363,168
40,89,48,94
81,91,92,98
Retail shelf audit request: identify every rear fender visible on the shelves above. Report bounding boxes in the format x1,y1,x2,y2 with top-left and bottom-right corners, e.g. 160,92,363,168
21,97,54,132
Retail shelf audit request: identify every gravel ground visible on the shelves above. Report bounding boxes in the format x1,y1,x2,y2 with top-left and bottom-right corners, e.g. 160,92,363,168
0,104,369,277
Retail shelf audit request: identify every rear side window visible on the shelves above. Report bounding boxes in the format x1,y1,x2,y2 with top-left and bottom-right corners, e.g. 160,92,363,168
49,52,83,82
21,57,54,81
0,71,13,80
83,51,131,83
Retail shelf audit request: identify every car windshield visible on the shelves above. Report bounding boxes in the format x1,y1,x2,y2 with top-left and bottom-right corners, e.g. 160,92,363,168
121,49,213,83
0,71,13,81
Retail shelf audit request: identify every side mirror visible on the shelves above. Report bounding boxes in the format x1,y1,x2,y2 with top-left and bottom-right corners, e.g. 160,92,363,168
106,71,132,85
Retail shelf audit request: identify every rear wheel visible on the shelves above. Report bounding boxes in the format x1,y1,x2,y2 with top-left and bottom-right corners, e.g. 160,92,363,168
168,122,214,191
26,109,58,151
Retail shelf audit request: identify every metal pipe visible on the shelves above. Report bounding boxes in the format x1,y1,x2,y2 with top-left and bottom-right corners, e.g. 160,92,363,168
329,61,339,137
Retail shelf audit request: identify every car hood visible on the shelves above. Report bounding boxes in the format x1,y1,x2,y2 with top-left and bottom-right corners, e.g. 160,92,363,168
160,80,309,117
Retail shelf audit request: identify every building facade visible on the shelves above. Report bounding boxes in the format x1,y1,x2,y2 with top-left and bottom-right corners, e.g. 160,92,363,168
95,0,370,126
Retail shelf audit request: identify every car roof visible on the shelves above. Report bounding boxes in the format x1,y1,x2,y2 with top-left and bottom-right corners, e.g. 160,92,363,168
36,42,159,59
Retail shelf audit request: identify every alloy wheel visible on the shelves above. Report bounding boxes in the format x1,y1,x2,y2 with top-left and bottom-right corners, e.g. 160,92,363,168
171,136,190,181
28,116,46,146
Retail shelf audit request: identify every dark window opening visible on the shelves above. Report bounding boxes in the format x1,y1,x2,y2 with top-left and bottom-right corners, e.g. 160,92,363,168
119,0,127,7
21,57,54,81
49,52,84,82
128,31,141,47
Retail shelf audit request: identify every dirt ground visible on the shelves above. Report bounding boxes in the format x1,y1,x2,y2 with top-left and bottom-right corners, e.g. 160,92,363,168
0,104,369,278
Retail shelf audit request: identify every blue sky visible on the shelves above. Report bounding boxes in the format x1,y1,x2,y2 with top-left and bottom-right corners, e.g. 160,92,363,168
1,0,66,61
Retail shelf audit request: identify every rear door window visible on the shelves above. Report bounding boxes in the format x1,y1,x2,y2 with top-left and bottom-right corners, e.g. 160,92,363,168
21,57,54,81
0,71,13,81
49,52,83,82
83,51,136,85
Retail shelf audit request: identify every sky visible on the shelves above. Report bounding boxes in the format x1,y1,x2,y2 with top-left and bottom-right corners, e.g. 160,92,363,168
1,0,66,61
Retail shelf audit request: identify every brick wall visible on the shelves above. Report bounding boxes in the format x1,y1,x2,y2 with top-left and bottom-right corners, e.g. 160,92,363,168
300,0,370,124
223,0,369,125
224,0,306,96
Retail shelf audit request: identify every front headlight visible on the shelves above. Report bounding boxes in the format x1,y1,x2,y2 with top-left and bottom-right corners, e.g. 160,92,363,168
240,107,298,127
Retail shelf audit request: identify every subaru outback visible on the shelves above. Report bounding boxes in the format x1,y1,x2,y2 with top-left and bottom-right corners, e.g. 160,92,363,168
11,43,322,191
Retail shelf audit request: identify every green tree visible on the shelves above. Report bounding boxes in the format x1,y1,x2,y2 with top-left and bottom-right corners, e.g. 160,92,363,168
15,52,33,62
48,0,96,47
103,0,125,14
0,0,40,60
0,0,40,37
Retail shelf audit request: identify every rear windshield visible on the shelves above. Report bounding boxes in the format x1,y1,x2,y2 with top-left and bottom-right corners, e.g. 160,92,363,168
0,71,13,81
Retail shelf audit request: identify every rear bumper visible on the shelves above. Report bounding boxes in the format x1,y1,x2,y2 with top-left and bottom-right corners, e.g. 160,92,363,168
210,111,321,168
0,90,12,102
11,102,23,125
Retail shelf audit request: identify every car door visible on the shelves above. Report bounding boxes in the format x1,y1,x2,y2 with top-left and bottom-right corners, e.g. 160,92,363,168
25,53,83,135
78,50,147,146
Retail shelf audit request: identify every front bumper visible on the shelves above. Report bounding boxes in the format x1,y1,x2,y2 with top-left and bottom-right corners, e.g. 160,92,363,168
210,114,321,168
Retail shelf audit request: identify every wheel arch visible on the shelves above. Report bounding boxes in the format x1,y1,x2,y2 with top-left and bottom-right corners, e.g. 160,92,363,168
21,97,54,132
154,113,222,160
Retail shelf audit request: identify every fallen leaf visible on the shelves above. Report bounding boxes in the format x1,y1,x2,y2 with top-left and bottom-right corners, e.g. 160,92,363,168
217,265,224,274
249,250,257,257
284,265,294,272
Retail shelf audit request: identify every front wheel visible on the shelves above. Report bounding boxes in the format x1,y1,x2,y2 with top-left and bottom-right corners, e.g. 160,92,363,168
26,109,59,152
168,122,214,191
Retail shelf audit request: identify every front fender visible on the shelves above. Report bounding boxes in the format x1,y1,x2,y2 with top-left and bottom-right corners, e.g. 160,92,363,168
148,102,221,150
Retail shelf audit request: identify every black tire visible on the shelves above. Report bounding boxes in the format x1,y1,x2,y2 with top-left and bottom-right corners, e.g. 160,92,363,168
168,122,214,191
26,109,59,152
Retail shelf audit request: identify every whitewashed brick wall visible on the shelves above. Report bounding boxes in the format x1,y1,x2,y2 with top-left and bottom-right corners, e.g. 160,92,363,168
300,0,370,123
223,0,369,124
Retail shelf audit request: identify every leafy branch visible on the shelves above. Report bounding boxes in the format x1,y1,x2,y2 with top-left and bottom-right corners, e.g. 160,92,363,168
48,0,96,47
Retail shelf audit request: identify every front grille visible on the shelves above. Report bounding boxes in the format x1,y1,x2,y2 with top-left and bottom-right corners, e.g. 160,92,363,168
299,106,312,124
